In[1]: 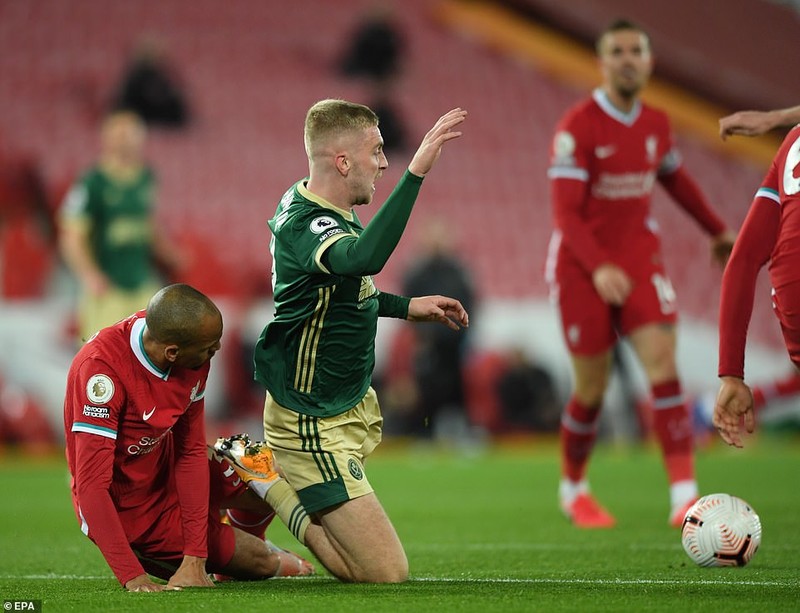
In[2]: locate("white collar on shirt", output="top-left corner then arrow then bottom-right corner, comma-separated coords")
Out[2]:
130,317 -> 170,380
593,88 -> 642,127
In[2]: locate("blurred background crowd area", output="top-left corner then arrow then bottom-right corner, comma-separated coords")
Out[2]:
1,0 -> 798,451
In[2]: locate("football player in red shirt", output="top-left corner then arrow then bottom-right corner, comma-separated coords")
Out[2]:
64,284 -> 312,591
546,19 -> 735,528
716,105 -> 800,420
715,124 -> 800,447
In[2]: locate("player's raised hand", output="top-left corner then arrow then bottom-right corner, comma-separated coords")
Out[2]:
713,376 -> 756,448
408,108 -> 467,178
407,295 -> 469,331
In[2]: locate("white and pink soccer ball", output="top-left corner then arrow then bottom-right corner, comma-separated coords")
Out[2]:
681,493 -> 762,567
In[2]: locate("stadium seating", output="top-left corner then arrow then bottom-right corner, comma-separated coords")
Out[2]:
0,0 -> 777,342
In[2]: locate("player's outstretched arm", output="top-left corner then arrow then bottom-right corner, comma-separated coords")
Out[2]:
408,108 -> 467,177
719,106 -> 800,140
713,376 -> 756,448
407,295 -> 469,331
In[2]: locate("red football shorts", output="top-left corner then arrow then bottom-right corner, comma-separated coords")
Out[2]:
554,268 -> 678,355
131,454 -> 251,579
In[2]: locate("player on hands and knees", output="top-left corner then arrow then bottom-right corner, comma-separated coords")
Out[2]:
64,284 -> 313,591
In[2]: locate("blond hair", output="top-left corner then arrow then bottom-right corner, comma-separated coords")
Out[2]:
304,99 -> 378,158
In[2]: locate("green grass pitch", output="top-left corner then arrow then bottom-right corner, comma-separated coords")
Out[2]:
1,434 -> 798,612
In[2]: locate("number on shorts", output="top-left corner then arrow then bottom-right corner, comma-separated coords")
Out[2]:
651,273 -> 676,315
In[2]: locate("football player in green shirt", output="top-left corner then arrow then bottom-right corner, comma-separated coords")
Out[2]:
254,99 -> 468,582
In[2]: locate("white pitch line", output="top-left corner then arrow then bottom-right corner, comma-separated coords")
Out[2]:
0,575 -> 111,580
2,575 -> 797,588
411,543 -> 681,551
410,542 -> 797,552
413,577 -> 799,587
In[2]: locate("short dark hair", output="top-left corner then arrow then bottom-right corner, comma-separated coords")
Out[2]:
145,284 -> 220,345
596,19 -> 650,55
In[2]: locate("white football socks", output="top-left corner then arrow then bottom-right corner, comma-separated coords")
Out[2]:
559,479 -> 589,506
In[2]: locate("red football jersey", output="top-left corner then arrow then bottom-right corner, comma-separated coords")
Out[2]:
765,126 -> 800,290
719,125 -> 800,376
546,89 -> 724,281
64,311 -> 211,585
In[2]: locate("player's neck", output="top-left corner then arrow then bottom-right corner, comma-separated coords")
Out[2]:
141,327 -> 171,372
100,155 -> 143,182
602,87 -> 638,115
306,178 -> 354,214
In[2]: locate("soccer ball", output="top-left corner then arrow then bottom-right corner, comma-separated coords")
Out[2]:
681,493 -> 762,567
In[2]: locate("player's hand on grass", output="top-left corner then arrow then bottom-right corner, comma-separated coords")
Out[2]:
166,555 -> 215,589
408,108 -> 467,178
592,263 -> 632,306
713,376 -> 756,448
125,574 -> 179,592
407,295 -> 469,331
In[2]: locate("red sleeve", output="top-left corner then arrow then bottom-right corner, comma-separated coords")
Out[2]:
70,358 -> 147,587
718,191 -> 780,377
658,166 -> 727,236
171,397 -> 209,558
548,110 -> 611,273
551,178 -> 611,272
74,433 -> 146,586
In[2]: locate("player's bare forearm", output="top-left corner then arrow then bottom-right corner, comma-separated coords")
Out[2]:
407,295 -> 469,331
719,106 -> 800,140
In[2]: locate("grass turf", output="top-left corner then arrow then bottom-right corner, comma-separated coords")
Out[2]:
0,434 -> 798,612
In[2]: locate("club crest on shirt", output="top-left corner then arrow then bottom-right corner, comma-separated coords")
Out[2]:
554,131 -> 575,156
309,216 -> 339,234
645,135 -> 658,164
86,374 -> 114,404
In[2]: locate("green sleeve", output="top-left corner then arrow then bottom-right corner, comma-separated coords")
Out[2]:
324,170 -> 423,276
377,291 -> 410,319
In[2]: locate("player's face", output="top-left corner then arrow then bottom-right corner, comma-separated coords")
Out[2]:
348,126 -> 388,206
102,114 -> 146,161
175,313 -> 223,370
598,29 -> 652,99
